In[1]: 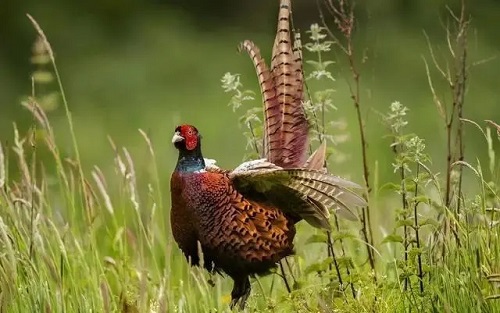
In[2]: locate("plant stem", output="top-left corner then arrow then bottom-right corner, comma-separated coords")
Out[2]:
414,164 -> 424,293
393,141 -> 409,291
279,261 -> 292,293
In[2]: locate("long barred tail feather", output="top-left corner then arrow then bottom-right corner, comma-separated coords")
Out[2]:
271,0 -> 308,168
240,0 -> 308,169
304,141 -> 327,171
239,41 -> 283,164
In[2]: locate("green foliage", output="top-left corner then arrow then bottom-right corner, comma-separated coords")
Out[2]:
221,72 -> 262,161
304,24 -> 336,82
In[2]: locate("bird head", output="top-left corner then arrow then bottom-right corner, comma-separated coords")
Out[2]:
172,124 -> 201,152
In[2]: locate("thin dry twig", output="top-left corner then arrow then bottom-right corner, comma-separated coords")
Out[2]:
320,0 -> 376,278
424,0 -> 469,257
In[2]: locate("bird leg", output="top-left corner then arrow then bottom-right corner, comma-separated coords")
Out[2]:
229,275 -> 251,310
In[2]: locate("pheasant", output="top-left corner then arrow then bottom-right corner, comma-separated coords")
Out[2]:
170,0 -> 365,309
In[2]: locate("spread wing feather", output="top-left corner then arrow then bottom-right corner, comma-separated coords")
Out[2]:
229,163 -> 365,228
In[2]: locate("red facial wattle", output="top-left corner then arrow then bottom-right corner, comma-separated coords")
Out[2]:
180,125 -> 198,151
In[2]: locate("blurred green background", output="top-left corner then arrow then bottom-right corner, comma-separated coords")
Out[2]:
1,0 -> 499,189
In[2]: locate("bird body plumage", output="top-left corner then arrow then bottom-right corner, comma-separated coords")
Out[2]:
171,153 -> 297,307
171,169 -> 295,273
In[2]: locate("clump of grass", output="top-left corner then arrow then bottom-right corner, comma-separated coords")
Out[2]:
0,15 -> 230,313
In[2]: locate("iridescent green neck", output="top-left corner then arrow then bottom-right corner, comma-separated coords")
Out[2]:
176,152 -> 205,173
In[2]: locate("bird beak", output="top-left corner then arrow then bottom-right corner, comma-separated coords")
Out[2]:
171,131 -> 184,143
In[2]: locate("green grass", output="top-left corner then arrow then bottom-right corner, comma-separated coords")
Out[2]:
1,5 -> 500,313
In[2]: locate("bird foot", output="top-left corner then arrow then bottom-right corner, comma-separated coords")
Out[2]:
229,276 -> 251,310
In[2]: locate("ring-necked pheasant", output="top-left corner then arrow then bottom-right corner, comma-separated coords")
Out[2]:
170,0 -> 365,309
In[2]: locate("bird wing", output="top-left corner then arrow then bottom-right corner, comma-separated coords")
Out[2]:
227,160 -> 365,228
